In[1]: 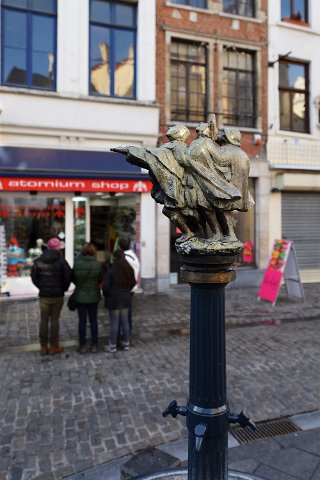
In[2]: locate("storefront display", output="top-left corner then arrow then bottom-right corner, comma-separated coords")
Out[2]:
0,197 -> 65,277
0,225 -> 8,295
90,203 -> 137,264
0,145 -> 152,296
73,198 -> 87,257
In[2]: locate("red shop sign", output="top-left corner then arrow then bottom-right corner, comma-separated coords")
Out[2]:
0,177 -> 152,193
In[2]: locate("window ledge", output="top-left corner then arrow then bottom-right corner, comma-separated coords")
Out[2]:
0,86 -> 158,107
276,129 -> 312,139
168,121 -> 262,134
277,20 -> 316,33
225,126 -> 262,134
281,18 -> 309,27
165,2 -> 263,22
0,85 -> 57,97
218,12 -> 262,23
166,1 -> 209,13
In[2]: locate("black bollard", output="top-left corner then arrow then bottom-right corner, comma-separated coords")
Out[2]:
163,256 -> 255,480
187,281 -> 229,479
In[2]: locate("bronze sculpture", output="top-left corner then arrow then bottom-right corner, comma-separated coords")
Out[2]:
112,116 -> 257,480
112,114 -> 254,256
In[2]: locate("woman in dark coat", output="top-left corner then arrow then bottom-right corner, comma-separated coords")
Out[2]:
103,250 -> 136,353
72,243 -> 103,353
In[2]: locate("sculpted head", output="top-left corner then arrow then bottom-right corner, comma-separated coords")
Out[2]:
224,127 -> 241,146
166,125 -> 190,143
196,123 -> 211,138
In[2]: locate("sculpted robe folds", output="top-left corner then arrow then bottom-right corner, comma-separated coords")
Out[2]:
111,118 -> 254,254
125,143 -> 241,214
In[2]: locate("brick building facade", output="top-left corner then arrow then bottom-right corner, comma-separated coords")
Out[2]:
155,0 -> 270,279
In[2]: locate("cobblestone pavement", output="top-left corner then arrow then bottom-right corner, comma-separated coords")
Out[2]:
0,284 -> 319,479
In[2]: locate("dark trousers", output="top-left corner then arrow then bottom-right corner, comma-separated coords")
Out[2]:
128,293 -> 134,332
109,308 -> 129,346
77,303 -> 98,346
117,294 -> 134,343
39,296 -> 64,347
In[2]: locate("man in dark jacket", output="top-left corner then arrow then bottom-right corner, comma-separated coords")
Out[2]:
31,237 -> 72,355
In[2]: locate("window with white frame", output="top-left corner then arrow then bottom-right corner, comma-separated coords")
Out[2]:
1,0 -> 57,90
170,39 -> 207,123
89,0 -> 137,98
281,0 -> 308,23
222,47 -> 256,127
279,60 -> 309,133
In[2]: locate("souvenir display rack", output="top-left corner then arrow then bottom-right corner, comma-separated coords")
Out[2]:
0,225 -> 10,296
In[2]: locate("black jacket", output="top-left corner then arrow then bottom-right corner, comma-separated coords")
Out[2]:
31,249 -> 72,297
102,263 -> 136,310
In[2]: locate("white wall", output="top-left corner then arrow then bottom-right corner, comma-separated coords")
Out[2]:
268,1 -> 320,138
140,193 -> 156,283
137,0 -> 156,102
57,0 -> 156,102
0,0 -> 160,293
0,91 -> 159,149
0,0 -> 159,150
57,0 -> 89,96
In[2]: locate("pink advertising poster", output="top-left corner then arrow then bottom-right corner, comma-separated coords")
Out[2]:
258,239 -> 292,305
258,267 -> 283,304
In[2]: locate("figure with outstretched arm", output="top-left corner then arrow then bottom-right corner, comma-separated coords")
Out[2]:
111,114 -> 254,255
111,127 -> 202,242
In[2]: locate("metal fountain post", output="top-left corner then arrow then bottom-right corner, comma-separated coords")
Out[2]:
112,115 -> 256,480
162,255 -> 256,480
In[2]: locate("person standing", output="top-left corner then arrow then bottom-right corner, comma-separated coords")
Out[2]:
118,238 -> 140,332
103,250 -> 136,353
72,242 -> 103,353
31,237 -> 72,356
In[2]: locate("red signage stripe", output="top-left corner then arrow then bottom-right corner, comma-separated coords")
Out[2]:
0,178 -> 152,193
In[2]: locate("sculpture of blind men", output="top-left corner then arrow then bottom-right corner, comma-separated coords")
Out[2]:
112,114 -> 254,256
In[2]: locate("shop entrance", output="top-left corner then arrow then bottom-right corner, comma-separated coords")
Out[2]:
89,193 -> 139,267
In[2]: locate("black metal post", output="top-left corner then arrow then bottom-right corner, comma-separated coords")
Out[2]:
162,255 -> 256,480
187,281 -> 229,479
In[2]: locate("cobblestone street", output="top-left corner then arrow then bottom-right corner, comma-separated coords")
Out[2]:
0,284 -> 319,479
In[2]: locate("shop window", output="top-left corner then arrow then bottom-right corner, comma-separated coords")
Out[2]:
222,46 -> 256,128
234,178 -> 255,267
170,39 -> 207,123
89,0 -> 137,98
223,0 -> 255,18
171,0 -> 207,8
279,60 -> 309,133
73,198 -> 87,258
90,204 -> 137,265
1,0 -> 57,90
0,197 -> 65,278
281,0 -> 308,24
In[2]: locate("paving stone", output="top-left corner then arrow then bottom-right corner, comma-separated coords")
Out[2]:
259,447 -> 319,480
311,464 -> 320,480
229,458 -> 260,473
121,447 -> 181,479
254,464 -> 302,480
0,286 -> 319,479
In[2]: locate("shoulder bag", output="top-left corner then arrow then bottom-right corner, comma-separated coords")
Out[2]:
67,263 -> 94,311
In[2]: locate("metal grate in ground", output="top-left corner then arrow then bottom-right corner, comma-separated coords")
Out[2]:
231,418 -> 302,444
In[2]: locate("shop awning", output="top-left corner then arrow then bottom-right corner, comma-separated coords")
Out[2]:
0,146 -> 145,179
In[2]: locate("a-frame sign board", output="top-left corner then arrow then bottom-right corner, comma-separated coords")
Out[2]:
258,239 -> 305,306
